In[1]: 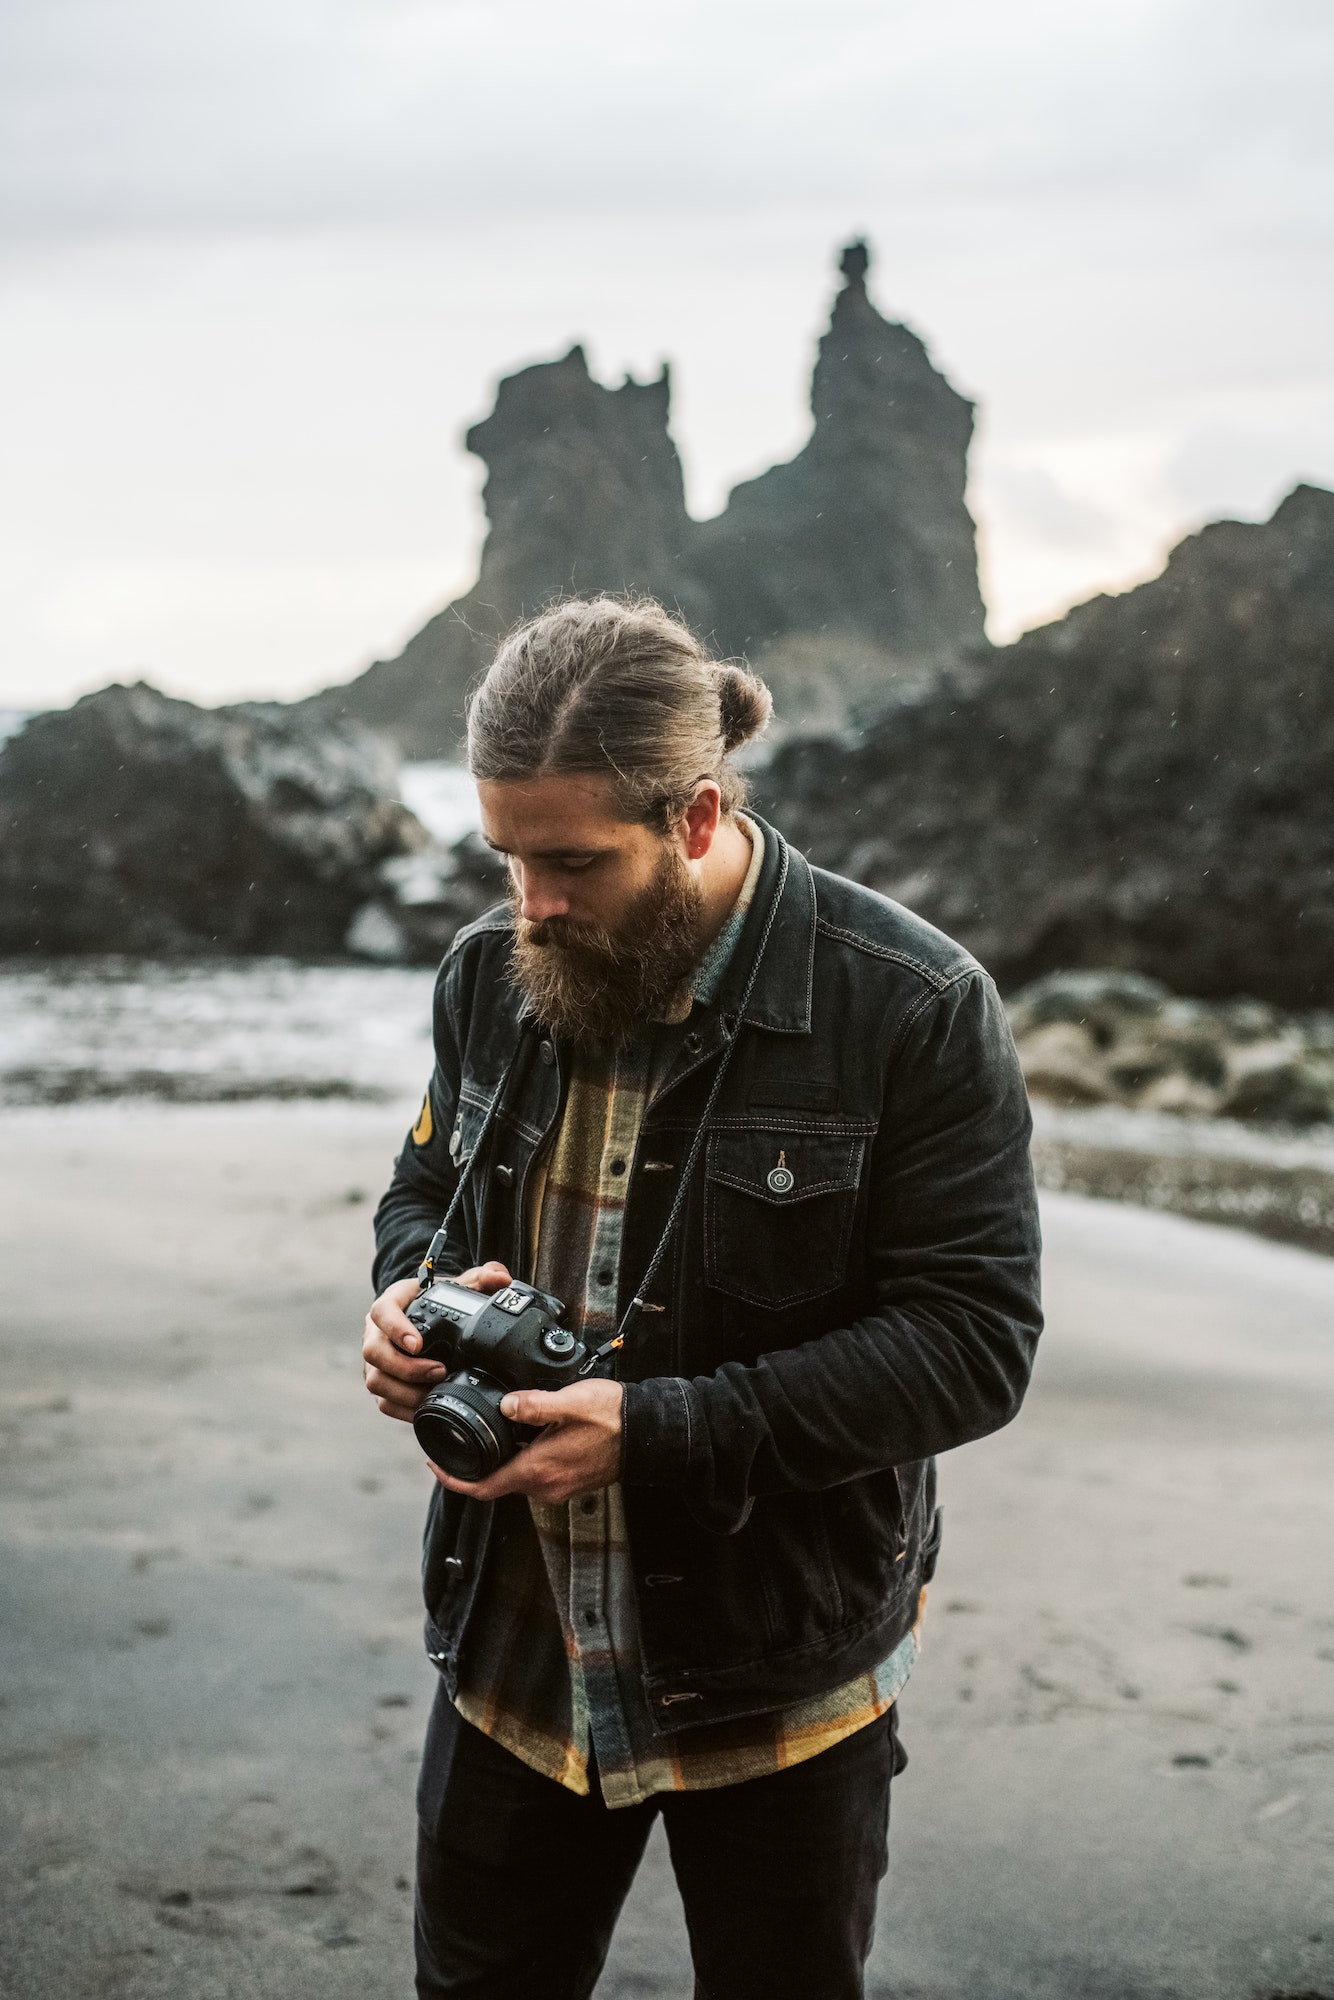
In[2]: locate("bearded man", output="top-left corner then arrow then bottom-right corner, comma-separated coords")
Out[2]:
362,597 -> 1043,2000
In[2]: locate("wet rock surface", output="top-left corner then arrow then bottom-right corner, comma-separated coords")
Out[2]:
762,481 -> 1334,1008
1008,970 -> 1334,1125
347,830 -> 506,966
0,683 -> 428,957
1028,1102 -> 1334,1259
310,242 -> 984,752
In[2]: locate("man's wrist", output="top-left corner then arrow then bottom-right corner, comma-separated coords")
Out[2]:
619,1375 -> 693,1488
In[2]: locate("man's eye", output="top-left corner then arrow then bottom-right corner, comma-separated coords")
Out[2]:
553,855 -> 597,873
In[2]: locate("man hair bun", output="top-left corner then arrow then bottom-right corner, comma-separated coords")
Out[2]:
714,663 -> 774,753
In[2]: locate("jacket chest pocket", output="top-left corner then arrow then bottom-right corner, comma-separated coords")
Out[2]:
704,1125 -> 866,1309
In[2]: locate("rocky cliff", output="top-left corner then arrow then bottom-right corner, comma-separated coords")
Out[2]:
310,243 -> 985,753
0,684 -> 427,955
759,483 -> 1334,1009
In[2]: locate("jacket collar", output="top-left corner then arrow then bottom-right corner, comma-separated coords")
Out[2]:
708,816 -> 814,1036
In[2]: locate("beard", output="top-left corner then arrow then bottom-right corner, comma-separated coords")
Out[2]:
508,845 -> 706,1049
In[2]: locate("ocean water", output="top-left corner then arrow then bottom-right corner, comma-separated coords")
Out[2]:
0,959 -> 437,1107
0,763 -> 482,1109
398,761 -> 480,846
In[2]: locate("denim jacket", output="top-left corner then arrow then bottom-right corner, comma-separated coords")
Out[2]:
373,817 -> 1043,1734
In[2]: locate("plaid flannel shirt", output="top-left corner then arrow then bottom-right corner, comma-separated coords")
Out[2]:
452,820 -> 921,1807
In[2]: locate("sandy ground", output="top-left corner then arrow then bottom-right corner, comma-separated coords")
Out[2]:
1,1102 -> 1331,2000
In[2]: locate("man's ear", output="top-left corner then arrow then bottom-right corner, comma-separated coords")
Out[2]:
681,783 -> 723,861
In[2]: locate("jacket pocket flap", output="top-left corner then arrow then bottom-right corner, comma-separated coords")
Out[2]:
706,1129 -> 864,1206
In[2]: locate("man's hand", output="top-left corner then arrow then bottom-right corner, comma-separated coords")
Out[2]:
362,1260 -> 512,1422
427,1378 -> 625,1505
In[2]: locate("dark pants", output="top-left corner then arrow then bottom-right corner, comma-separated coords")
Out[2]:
415,1686 -> 906,2000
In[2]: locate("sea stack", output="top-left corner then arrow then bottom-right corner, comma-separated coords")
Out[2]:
307,242 -> 987,752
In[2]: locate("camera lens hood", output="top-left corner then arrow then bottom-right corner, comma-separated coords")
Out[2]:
413,1372 -> 515,1483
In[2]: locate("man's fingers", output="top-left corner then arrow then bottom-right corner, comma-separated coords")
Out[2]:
427,1453 -> 563,1503
363,1361 -> 428,1408
363,1318 -> 445,1383
427,1458 -> 522,1501
453,1261 -> 512,1294
371,1277 -> 423,1352
374,1395 -> 418,1424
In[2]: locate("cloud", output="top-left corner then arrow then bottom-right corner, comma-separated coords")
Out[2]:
1,0 -> 1330,240
0,0 -> 1331,703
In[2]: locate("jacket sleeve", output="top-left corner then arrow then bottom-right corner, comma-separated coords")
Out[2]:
371,956 -> 468,1293
620,969 -> 1043,1532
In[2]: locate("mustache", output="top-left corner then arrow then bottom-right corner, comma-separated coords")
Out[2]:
521,910 -> 658,964
505,852 -> 705,1047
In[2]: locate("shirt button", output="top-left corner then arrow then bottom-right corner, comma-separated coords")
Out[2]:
582,1608 -> 598,1627
609,1157 -> 626,1176
597,1267 -> 614,1287
580,1496 -> 599,1515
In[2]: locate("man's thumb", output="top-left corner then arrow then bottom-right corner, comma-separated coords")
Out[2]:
501,1389 -> 562,1425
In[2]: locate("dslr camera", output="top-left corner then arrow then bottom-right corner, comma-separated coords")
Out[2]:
406,1278 -> 590,1482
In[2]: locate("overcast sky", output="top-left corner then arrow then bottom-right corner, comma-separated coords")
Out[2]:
2,0 -> 1332,710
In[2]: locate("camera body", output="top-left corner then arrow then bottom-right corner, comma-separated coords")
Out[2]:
406,1277 -> 589,1483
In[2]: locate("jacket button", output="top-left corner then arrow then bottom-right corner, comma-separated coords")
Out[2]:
684,1032 -> 702,1055
539,1040 -> 555,1065
443,1556 -> 466,1587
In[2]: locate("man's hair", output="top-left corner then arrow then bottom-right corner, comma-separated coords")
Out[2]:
465,597 -> 773,829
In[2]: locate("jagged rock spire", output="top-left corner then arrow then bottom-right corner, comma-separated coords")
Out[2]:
309,241 -> 987,750
839,239 -> 870,286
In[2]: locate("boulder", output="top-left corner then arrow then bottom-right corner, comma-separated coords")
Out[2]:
308,242 -> 986,752
761,483 -> 1334,1009
346,830 -> 508,965
1005,971 -> 1334,1126
0,683 -> 427,955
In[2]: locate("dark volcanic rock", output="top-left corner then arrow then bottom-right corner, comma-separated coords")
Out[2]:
690,242 -> 985,677
347,829 -> 508,966
759,483 -> 1334,1009
1006,970 -> 1334,1123
0,683 -> 426,955
311,243 -> 984,753
315,348 -> 702,754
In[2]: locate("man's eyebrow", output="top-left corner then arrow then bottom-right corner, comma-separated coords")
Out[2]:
482,837 -> 611,859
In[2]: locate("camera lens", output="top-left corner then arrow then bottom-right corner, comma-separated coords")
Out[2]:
413,1373 -> 514,1483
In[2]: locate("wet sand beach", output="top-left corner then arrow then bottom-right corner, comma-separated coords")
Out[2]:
2,1101 -> 1332,1999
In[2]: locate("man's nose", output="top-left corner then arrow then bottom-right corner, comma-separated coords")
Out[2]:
512,865 -> 569,924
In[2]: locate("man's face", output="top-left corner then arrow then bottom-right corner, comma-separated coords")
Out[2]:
477,773 -> 706,1047
478,772 -> 675,932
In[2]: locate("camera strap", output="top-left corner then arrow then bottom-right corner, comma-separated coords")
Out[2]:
415,841 -> 788,1373
414,1026 -> 535,1289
